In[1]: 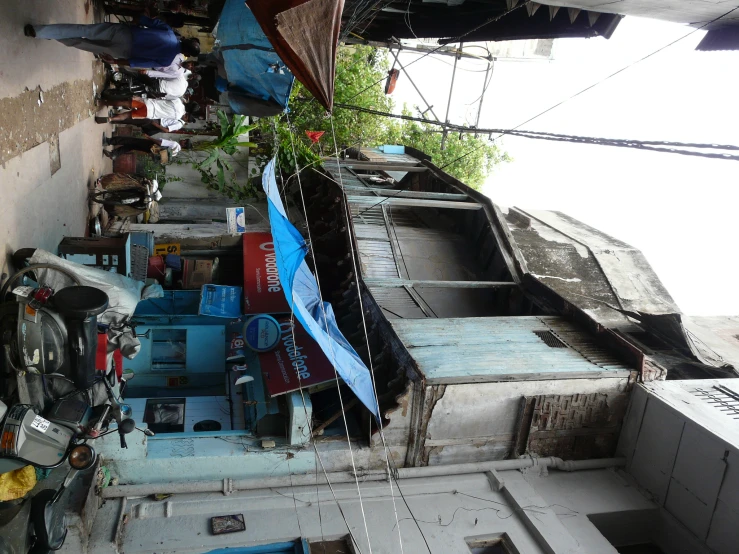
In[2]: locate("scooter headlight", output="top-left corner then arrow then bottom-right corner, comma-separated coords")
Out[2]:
68,444 -> 96,470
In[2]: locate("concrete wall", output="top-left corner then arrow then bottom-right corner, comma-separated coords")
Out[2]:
83,468 -> 655,554
618,379 -> 739,554
422,377 -> 630,466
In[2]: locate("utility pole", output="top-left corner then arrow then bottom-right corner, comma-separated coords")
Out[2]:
388,48 -> 440,122
441,43 -> 461,150
474,58 -> 494,135
343,37 -> 492,62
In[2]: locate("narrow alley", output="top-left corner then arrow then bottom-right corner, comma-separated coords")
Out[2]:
0,0 -> 112,279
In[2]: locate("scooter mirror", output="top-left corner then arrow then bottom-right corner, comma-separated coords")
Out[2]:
119,418 -> 136,435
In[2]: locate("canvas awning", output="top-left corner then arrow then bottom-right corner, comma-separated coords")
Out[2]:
246,0 -> 344,111
215,0 -> 295,114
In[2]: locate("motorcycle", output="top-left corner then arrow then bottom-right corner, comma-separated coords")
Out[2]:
91,175 -> 162,221
0,267 -> 148,553
0,428 -> 96,554
102,64 -> 164,101
0,377 -> 141,554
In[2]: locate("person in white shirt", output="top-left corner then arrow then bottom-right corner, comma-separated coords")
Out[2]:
142,96 -> 185,120
157,73 -> 189,99
102,135 -> 187,160
94,109 -> 197,134
157,73 -> 201,100
158,117 -> 186,132
98,97 -> 197,123
143,54 -> 196,79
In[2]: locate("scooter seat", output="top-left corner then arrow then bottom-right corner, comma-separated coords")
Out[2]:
53,287 -> 109,320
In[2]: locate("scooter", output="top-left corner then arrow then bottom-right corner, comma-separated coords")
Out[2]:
0,275 -> 147,552
0,276 -> 146,452
0,440 -> 96,554
92,176 -> 162,221
0,369 -> 144,554
0,382 -> 139,554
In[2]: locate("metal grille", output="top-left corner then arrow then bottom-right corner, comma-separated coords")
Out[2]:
130,244 -> 148,282
693,386 -> 739,419
534,330 -> 567,348
351,205 -> 384,225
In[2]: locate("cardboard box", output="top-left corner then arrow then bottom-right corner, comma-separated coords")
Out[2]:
182,259 -> 213,289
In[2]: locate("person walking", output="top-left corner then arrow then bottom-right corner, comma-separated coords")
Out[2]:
24,16 -> 200,68
102,135 -> 188,161
95,97 -> 199,125
106,112 -> 195,135
145,55 -> 197,79
156,73 -> 200,100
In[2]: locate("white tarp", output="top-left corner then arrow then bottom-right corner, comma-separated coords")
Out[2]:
29,249 -> 162,358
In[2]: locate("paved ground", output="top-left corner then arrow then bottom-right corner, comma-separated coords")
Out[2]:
0,0 -> 114,279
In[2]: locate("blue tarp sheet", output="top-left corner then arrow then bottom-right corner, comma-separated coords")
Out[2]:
261,158 -> 380,418
215,0 -> 294,112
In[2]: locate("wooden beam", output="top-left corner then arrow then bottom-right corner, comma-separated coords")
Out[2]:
381,205 -> 407,279
348,195 -> 481,210
327,160 -> 428,172
324,158 -> 419,167
364,278 -> 517,288
339,185 -> 469,201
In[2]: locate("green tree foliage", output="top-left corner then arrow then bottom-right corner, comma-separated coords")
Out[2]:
257,45 -> 508,189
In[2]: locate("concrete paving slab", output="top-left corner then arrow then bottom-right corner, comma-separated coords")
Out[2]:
0,117 -> 112,278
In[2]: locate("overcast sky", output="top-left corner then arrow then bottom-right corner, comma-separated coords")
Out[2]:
390,16 -> 739,317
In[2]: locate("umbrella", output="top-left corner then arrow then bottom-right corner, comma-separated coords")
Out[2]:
246,0 -> 344,111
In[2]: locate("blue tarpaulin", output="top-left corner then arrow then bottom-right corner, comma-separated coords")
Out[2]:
261,158 -> 380,418
215,0 -> 294,113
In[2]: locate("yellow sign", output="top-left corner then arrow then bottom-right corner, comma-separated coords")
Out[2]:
154,243 -> 181,256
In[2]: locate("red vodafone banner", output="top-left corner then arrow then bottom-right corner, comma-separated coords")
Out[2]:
259,318 -> 337,397
243,232 -> 291,314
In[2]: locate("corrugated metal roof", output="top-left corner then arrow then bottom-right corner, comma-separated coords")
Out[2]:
368,287 -> 427,319
390,316 -> 633,383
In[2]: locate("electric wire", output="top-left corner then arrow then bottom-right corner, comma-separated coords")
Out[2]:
329,116 -> 409,554
343,1 -> 530,104
265,153 -> 367,554
438,3 -> 739,170
332,102 -> 739,162
286,455 -> 305,538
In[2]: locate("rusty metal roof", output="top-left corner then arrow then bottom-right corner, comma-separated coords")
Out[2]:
390,315 -> 633,383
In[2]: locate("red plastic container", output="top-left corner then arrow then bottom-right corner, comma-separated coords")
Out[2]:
147,255 -> 165,279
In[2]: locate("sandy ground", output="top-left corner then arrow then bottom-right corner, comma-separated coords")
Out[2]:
0,0 -> 114,279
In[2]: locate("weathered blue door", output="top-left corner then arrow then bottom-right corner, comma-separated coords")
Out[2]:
126,325 -> 226,374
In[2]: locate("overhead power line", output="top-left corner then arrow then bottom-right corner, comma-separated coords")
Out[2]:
436,3 -> 739,169
343,1 -> 530,104
333,102 -> 739,161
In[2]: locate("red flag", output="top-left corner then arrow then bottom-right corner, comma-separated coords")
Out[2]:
305,131 -> 325,144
